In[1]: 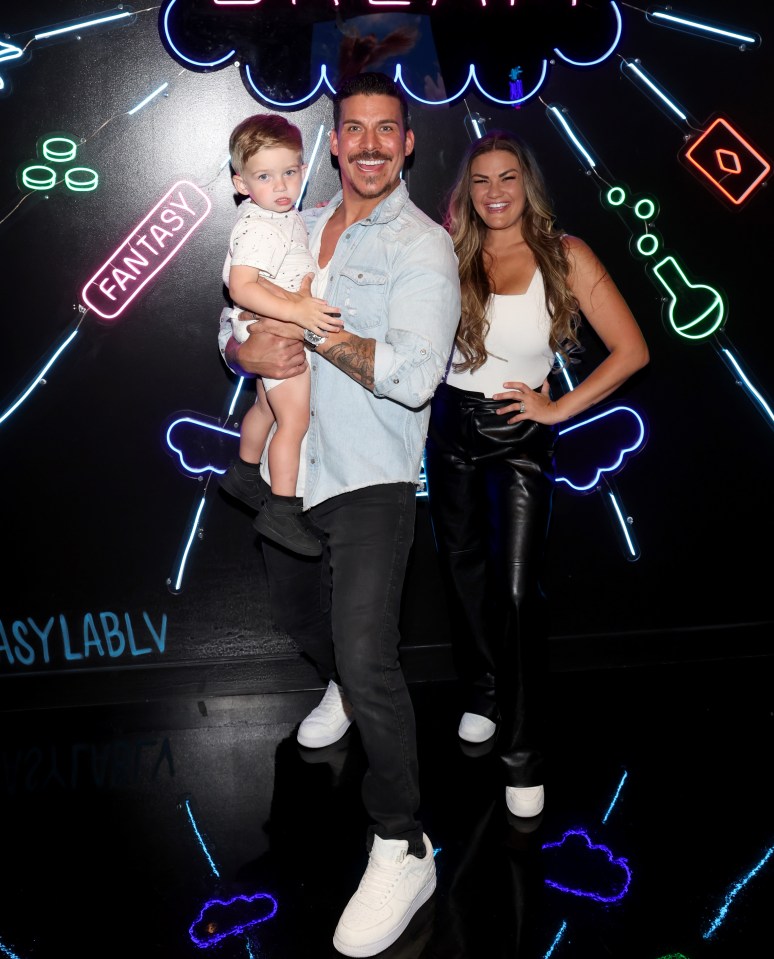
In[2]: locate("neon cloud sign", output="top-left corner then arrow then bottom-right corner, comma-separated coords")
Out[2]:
81,180 -> 211,320
159,0 -> 622,107
542,828 -> 632,903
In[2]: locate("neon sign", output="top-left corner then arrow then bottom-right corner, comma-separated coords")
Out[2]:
81,180 -> 211,320
680,116 -> 771,208
159,0 -> 622,106
18,134 -> 100,194
542,828 -> 632,903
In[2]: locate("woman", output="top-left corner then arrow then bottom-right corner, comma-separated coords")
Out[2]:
425,130 -> 649,818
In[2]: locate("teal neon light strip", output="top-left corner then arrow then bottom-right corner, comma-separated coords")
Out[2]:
0,940 -> 23,959
718,345 -> 774,427
621,60 -> 688,122
703,843 -> 774,938
602,770 -> 628,823
606,489 -> 638,559
0,328 -> 80,427
648,10 -> 758,45
299,123 -> 326,207
542,920 -> 567,958
183,796 -> 221,879
128,82 -> 169,115
34,11 -> 133,41
173,495 -> 207,593
226,378 -> 244,419
546,105 -> 597,170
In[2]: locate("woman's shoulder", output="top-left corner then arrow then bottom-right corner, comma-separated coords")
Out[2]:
561,234 -> 601,269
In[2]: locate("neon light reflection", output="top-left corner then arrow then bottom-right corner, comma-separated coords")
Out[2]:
188,891 -> 278,949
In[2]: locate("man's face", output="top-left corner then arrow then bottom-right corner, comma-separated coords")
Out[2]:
330,93 -> 414,202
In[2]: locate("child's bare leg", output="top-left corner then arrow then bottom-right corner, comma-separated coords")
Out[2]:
240,379 -> 275,464
265,367 -> 311,496
254,366 -> 320,556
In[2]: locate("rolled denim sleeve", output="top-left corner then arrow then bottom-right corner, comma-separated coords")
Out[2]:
371,229 -> 460,408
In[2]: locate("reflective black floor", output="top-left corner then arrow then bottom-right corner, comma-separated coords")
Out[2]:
2,652 -> 773,959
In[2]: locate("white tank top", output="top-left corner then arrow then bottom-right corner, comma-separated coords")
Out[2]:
445,268 -> 555,398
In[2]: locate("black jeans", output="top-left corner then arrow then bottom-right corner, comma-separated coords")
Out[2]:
261,481 -> 423,848
424,382 -> 555,788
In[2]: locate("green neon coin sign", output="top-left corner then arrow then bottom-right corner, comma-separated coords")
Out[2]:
41,136 -> 78,163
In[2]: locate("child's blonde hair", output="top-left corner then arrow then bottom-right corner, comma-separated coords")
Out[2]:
229,114 -> 303,175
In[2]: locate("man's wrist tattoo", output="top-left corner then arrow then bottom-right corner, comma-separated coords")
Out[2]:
325,341 -> 375,389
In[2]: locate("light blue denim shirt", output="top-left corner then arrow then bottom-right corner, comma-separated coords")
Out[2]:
301,182 -> 460,508
218,181 -> 460,509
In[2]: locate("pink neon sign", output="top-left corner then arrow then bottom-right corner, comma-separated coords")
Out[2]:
81,180 -> 211,320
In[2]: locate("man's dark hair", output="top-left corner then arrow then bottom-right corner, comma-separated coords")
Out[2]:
332,72 -> 410,131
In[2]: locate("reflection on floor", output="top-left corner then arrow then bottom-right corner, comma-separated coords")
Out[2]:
2,653 -> 773,959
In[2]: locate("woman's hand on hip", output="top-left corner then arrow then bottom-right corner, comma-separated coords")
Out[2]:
492,380 -> 561,425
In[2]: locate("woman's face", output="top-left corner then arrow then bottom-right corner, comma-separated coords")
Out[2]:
468,149 -> 527,234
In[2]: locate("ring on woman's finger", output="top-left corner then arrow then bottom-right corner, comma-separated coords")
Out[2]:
519,401 -> 526,414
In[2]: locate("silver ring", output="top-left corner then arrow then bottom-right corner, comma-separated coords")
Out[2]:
519,401 -> 526,414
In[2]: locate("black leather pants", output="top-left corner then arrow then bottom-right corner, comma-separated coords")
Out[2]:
424,382 -> 555,787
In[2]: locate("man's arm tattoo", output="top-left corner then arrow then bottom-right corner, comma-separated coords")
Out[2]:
324,338 -> 376,390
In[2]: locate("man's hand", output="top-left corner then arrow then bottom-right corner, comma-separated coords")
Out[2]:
225,319 -> 307,380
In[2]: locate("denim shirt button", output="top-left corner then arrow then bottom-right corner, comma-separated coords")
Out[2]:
392,377 -> 399,384
310,458 -> 316,464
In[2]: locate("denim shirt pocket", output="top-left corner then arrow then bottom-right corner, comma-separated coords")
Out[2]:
337,265 -> 388,331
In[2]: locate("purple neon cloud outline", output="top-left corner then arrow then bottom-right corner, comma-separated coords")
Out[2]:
542,828 -> 632,903
188,890 -> 278,948
554,405 -> 646,492
166,415 -> 239,476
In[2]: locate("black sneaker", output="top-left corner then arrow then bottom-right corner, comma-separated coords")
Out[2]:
218,462 -> 266,512
253,495 -> 322,557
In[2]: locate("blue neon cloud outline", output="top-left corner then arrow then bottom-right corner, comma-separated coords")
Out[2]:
162,0 -> 236,68
542,828 -> 632,903
160,0 -> 622,107
553,1 -> 622,67
188,890 -> 278,948
554,405 -> 646,492
166,415 -> 239,476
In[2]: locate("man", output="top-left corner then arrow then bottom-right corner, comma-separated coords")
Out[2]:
220,72 -> 460,957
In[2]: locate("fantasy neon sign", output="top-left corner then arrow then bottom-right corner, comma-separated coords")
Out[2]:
81,180 -> 211,320
159,0 -> 622,106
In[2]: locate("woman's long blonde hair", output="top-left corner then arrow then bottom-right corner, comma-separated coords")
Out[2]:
444,130 -> 581,372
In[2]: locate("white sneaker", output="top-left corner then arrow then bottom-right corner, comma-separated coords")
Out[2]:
333,834 -> 436,957
297,681 -> 354,748
458,712 -> 497,743
505,785 -> 545,818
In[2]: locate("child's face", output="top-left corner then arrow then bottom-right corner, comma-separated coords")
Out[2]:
232,146 -> 306,213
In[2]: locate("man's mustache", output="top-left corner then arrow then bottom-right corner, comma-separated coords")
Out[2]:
348,151 -> 392,163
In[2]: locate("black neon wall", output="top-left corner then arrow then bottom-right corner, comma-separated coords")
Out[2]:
1,0 -> 772,694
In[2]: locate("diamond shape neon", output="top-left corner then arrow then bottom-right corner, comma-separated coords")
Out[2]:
716,149 -> 742,175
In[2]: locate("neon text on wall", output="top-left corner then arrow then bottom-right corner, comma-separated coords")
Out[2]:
81,180 -> 211,320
